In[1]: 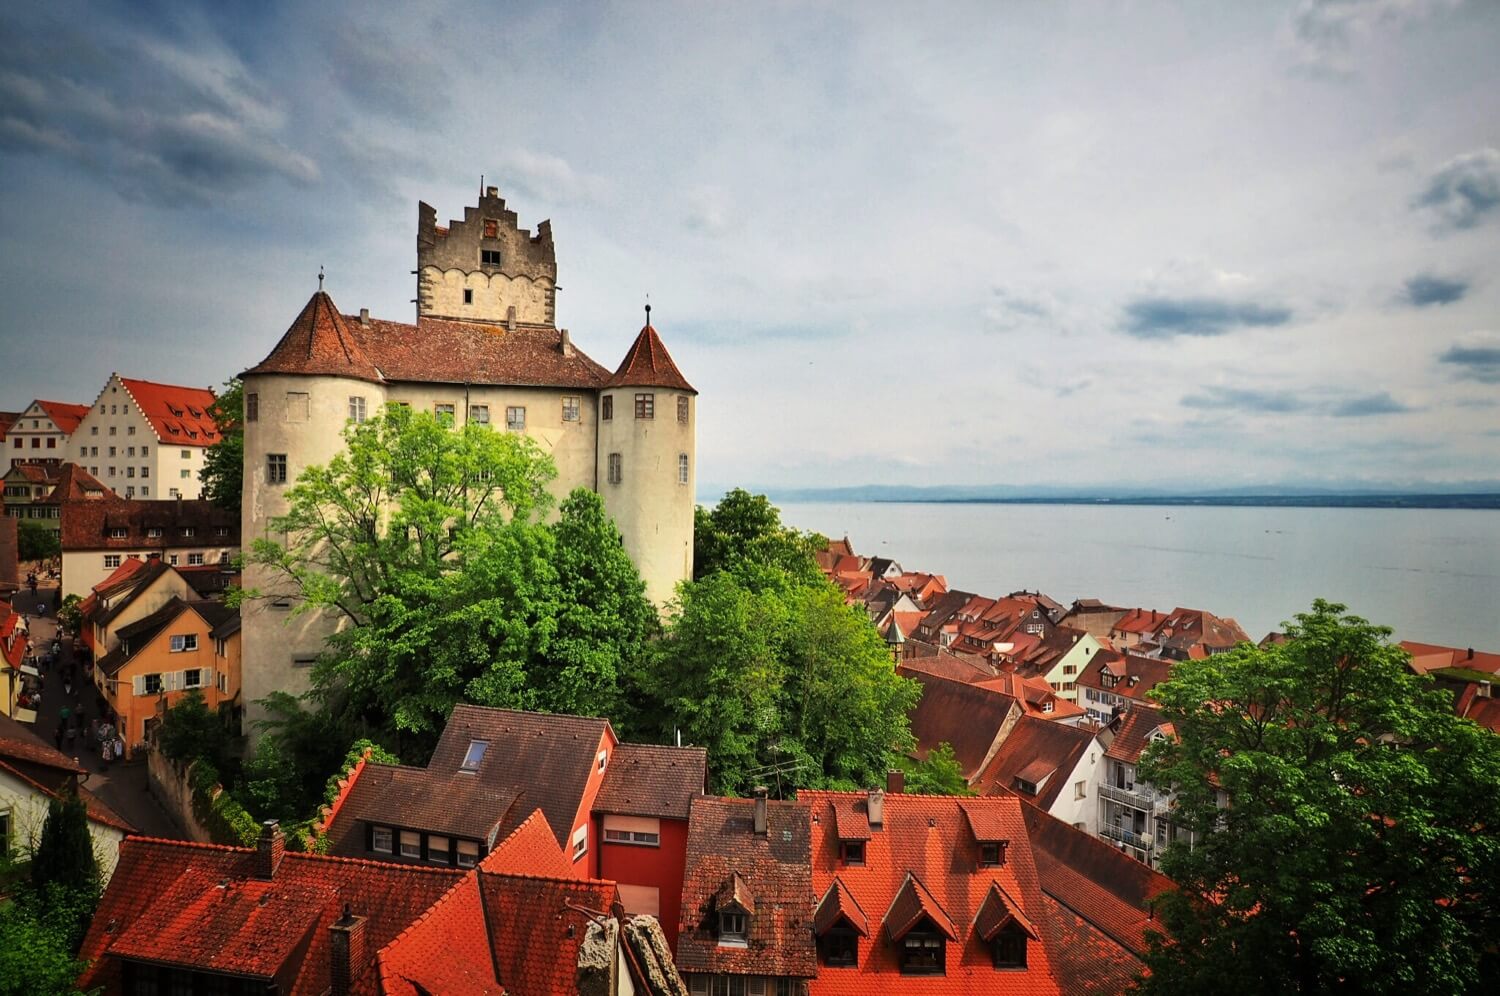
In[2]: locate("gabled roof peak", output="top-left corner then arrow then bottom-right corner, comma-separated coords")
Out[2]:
607,323 -> 696,393
246,290 -> 384,384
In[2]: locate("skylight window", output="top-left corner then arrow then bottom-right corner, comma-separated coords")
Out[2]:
461,740 -> 488,771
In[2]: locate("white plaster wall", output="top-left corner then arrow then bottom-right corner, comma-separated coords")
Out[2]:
61,547 -> 234,601
0,768 -> 126,885
1045,739 -> 1104,834
1045,633 -> 1103,704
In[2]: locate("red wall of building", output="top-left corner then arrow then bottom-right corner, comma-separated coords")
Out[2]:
597,816 -> 690,951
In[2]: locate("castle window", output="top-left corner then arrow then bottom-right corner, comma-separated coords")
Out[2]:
469,404 -> 490,425
463,288 -> 473,305
286,392 -> 309,423
602,396 -> 613,421
480,249 -> 502,266
349,396 -> 367,422
483,218 -> 499,239
608,453 -> 622,485
267,454 -> 287,484
434,404 -> 455,422
679,453 -> 689,485
562,396 -> 580,422
678,396 -> 689,423
506,407 -> 526,431
635,393 -> 654,419
246,393 -> 258,422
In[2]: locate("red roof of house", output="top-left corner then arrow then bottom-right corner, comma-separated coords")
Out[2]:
972,715 -> 1099,810
900,666 -> 1021,779
1400,641 -> 1500,676
606,324 -> 696,393
477,808 -> 573,877
60,498 -> 239,552
78,836 -> 464,995
118,378 -> 220,447
36,400 -> 90,435
1104,704 -> 1171,764
43,462 -> 114,502
802,791 -> 1061,995
592,742 -> 707,821
245,292 -> 384,384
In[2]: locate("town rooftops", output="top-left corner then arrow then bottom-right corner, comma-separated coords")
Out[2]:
606,322 -> 697,393
677,794 -> 817,980
44,463 -> 113,502
116,378 -> 220,447
0,713 -> 133,834
1104,704 -> 1172,765
972,715 -> 1099,809
246,290 -> 613,390
60,497 -> 240,552
593,741 -> 707,821
901,666 -> 1021,780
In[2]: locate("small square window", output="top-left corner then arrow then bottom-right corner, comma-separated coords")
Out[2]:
184,669 -> 201,688
267,454 -> 288,484
634,393 -> 654,419
602,395 -> 613,421
505,406 -> 526,431
463,288 -> 474,305
372,826 -> 393,854
840,840 -> 865,866
562,396 -> 580,422
180,468 -> 190,478
103,555 -> 121,569
400,831 -> 421,859
127,425 -> 136,435
480,249 -> 502,266
434,403 -> 455,422
469,404 -> 490,425
457,840 -> 480,867
144,674 -> 162,695
979,841 -> 1007,867
168,554 -> 179,566
719,910 -> 748,943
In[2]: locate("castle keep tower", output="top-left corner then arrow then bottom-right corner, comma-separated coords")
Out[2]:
598,307 -> 697,607
417,187 -> 557,325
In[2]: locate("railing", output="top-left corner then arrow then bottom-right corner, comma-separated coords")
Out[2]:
1099,783 -> 1157,811
1100,822 -> 1153,850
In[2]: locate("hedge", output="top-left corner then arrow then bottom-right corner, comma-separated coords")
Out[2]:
188,760 -> 259,848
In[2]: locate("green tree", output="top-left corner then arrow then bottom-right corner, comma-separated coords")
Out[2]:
29,790 -> 100,952
199,379 -> 243,514
156,689 -> 234,774
1137,600 -> 1500,996
693,488 -> 824,584
900,742 -> 972,796
17,520 -> 60,561
56,595 -> 83,638
0,891 -> 96,996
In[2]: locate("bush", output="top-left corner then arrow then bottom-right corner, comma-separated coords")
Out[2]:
157,691 -> 235,776
188,760 -> 258,847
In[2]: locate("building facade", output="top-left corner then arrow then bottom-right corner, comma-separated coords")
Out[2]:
240,187 -> 696,731
6,400 -> 89,468
70,375 -> 220,500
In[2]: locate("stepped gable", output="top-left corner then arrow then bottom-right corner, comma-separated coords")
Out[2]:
246,291 -> 385,384
118,378 -> 220,446
351,312 -> 609,389
607,323 -> 696,393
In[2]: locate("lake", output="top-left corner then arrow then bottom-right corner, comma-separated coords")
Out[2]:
775,502 -> 1500,650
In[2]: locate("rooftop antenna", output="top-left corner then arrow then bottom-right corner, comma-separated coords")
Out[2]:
318,265 -> 325,292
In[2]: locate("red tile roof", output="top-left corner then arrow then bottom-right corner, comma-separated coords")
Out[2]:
677,795 -> 817,979
0,713 -> 133,833
813,877 -> 869,937
118,378 -> 221,447
60,498 -> 239,552
1103,704 -> 1171,765
606,324 -> 696,393
1400,640 -> 1500,676
43,463 -> 113,502
36,400 -> 90,435
478,808 -> 573,878
973,881 -> 1037,943
78,836 -> 463,995
900,666 -> 1021,779
972,716 -> 1098,811
245,292 -> 613,390
593,742 -> 707,821
802,791 -> 1061,995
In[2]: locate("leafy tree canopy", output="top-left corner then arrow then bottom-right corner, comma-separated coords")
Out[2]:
693,488 -> 825,587
900,742 -> 973,796
1137,599 -> 1500,996
199,379 -> 243,515
17,519 -> 60,562
156,689 -> 235,775
0,887 -> 97,996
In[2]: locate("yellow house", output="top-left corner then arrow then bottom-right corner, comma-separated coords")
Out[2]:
95,597 -> 240,757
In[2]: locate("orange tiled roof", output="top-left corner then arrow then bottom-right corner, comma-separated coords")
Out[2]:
593,741 -> 707,821
36,400 -> 91,435
606,323 -> 696,393
477,808 -> 573,877
118,378 -> 220,447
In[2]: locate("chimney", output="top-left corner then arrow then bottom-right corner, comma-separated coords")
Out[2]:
1467,648 -> 1475,660
255,819 -> 285,879
560,328 -> 574,357
752,786 -> 768,835
485,185 -> 499,198
886,769 -> 905,795
328,904 -> 367,996
359,308 -> 370,327
867,787 -> 885,829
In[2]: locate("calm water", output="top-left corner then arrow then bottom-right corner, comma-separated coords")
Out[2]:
777,502 -> 1500,650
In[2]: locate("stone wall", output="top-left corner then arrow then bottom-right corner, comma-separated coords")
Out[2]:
146,748 -> 213,843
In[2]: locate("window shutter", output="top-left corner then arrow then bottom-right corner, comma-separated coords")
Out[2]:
132,675 -> 145,696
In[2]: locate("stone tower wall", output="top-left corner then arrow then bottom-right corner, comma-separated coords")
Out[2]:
417,188 -> 557,325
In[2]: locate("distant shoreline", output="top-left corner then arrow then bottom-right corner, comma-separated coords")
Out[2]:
766,494 -> 1500,510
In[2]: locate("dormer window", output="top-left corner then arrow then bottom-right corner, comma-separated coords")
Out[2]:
992,924 -> 1029,969
979,841 -> 1007,867
839,840 -> 865,866
820,927 -> 858,967
719,908 -> 748,945
461,740 -> 488,771
900,924 -> 945,975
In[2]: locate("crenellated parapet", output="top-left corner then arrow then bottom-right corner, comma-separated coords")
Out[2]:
417,187 -> 557,325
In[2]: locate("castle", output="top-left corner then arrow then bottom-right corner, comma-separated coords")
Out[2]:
239,187 -> 696,729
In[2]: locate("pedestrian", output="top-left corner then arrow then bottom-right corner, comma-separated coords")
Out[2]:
101,739 -> 112,768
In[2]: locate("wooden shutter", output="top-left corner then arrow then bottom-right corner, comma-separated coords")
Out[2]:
132,675 -> 145,696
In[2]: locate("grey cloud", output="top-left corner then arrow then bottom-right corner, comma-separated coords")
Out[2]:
0,14 -> 317,205
1401,273 -> 1468,307
497,149 -> 612,207
1414,148 -> 1500,232
984,289 -> 1052,333
1182,387 -> 1415,417
1290,0 -> 1461,73
1122,297 -> 1294,338
329,23 -> 450,124
1439,334 -> 1500,383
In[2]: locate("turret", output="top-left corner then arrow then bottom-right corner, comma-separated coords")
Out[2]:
416,187 -> 558,326
597,306 -> 696,607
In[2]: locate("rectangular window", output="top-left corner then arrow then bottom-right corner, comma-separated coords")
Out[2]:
679,453 -> 690,485
461,740 -> 488,771
840,840 -> 866,866
348,396 -> 366,422
372,826 -> 393,854
456,840 -> 479,868
144,674 -> 162,695
103,555 -> 121,569
181,449 -> 191,459
400,831 -> 421,859
168,554 -> 179,566
562,396 -> 580,422
480,249 -> 502,266
602,395 -> 613,420
127,467 -> 134,478
182,526 -> 195,537
246,393 -> 258,422
1075,780 -> 1087,800
108,427 -> 116,436
463,288 -> 473,305
286,392 -> 309,422
900,932 -> 945,975
180,469 -> 190,478
634,393 -> 654,419
109,446 -> 116,457
720,911 -> 748,942
821,929 -> 859,967
427,835 -> 450,864
292,656 -> 318,668
603,828 -> 662,846
127,446 -> 135,457
505,406 -> 526,431
108,527 -> 128,538
979,842 -> 1006,867
482,218 -> 499,238
607,452 -> 622,485
678,395 -> 689,423
183,669 -> 201,688
46,437 -> 55,449
139,466 -> 149,478
188,553 -> 204,566
127,425 -> 136,435
434,403 -> 455,422
469,404 -> 490,425
267,454 -> 287,484
142,445 -> 149,456
91,426 -> 98,436
125,486 -> 135,498
170,634 -> 199,653
572,825 -> 588,860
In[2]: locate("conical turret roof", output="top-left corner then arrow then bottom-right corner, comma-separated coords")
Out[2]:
245,291 -> 384,384
607,324 -> 695,394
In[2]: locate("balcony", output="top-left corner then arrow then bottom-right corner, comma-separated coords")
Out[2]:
1100,783 -> 1156,811
1100,822 -> 1153,850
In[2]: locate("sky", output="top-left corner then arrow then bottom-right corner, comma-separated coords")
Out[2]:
1,0 -> 1497,494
